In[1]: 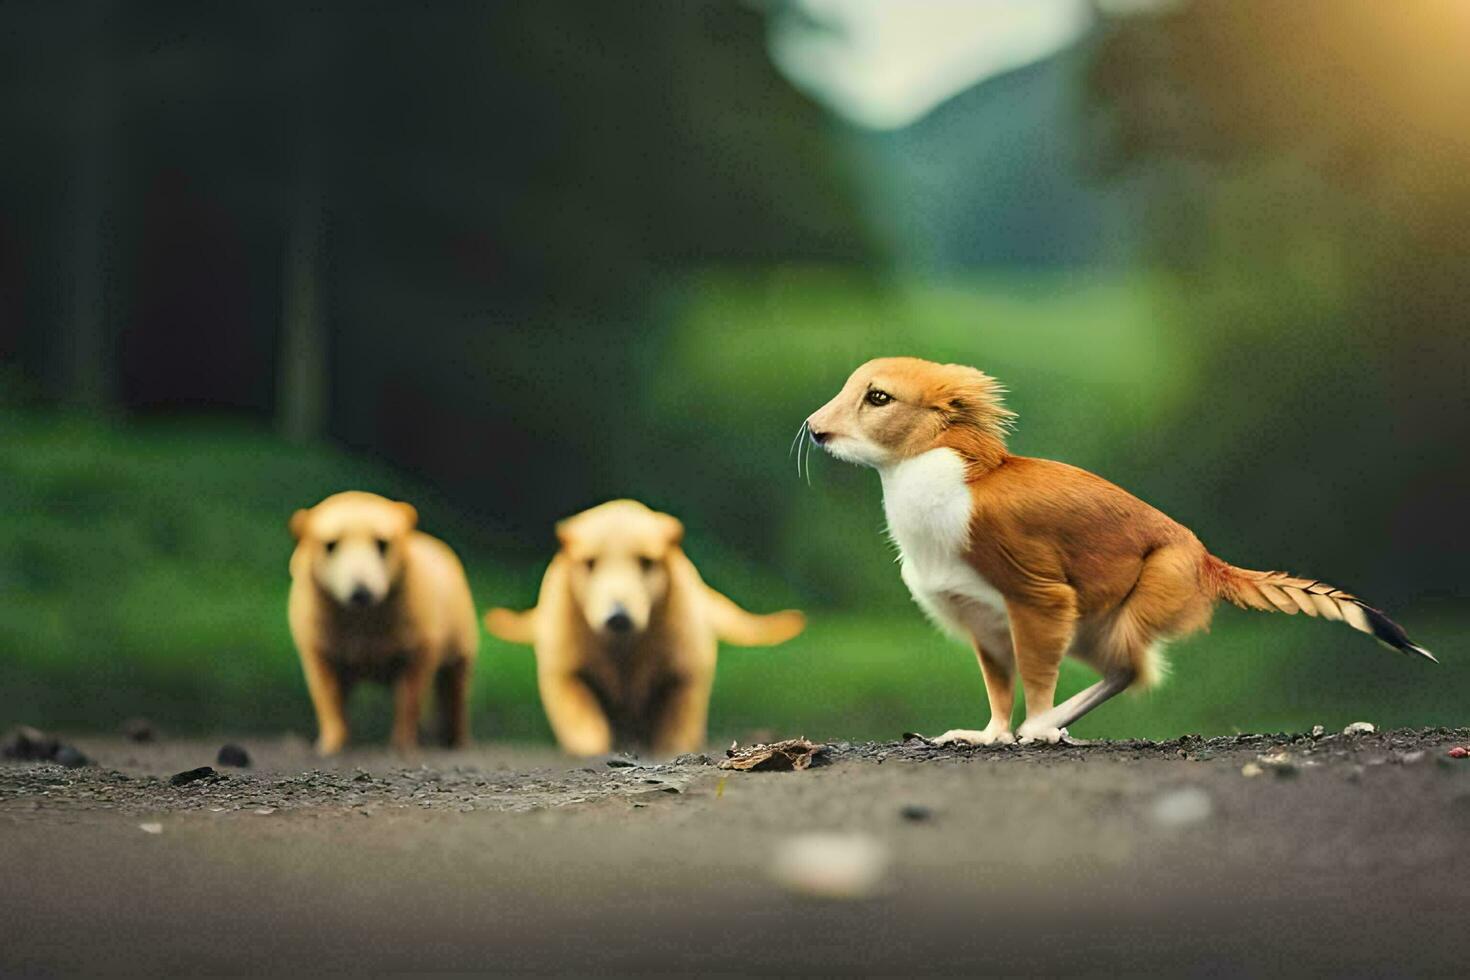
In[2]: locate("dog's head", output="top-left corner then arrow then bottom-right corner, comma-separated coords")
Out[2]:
556,499 -> 684,640
290,491 -> 418,609
805,357 -> 1015,469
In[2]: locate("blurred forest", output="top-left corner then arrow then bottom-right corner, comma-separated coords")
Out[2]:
1,1 -> 1466,743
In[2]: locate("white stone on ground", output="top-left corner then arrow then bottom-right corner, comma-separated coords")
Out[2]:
769,832 -> 890,900
1149,786 -> 1214,828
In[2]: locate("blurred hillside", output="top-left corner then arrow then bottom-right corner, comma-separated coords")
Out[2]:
0,1 -> 1465,739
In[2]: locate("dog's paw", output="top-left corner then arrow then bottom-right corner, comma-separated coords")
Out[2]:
1016,724 -> 1068,745
927,727 -> 1015,748
315,732 -> 347,757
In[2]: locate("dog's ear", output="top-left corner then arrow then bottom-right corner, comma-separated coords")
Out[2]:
397,501 -> 418,531
289,509 -> 310,540
554,517 -> 573,551
659,513 -> 684,549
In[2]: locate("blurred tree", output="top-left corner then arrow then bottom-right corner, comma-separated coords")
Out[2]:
61,0 -> 118,411
1086,0 -> 1470,596
276,7 -> 329,444
0,0 -> 872,553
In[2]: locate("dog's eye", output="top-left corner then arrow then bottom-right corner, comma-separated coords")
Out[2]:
865,389 -> 893,407
375,538 -> 389,556
324,539 -> 338,554
584,558 -> 596,572
638,556 -> 654,573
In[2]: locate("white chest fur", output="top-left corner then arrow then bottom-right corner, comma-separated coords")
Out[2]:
879,448 -> 1010,646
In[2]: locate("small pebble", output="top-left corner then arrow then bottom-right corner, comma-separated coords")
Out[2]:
1257,755 -> 1300,778
1149,786 -> 1214,828
2,725 -> 59,761
899,804 -> 934,822
216,744 -> 251,768
138,822 -> 163,835
770,833 -> 890,900
1241,763 -> 1264,778
253,807 -> 275,815
1310,725 -> 1326,738
53,745 -> 89,768
170,766 -> 217,786
1343,722 -> 1376,736
121,718 -> 156,743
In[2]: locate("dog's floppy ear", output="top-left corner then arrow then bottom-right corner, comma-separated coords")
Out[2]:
289,509 -> 310,540
659,513 -> 684,548
397,501 -> 418,530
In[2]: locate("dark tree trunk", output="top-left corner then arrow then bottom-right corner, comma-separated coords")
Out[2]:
275,12 -> 328,444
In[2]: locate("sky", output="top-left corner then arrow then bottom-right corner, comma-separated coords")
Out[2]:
763,0 -> 1093,129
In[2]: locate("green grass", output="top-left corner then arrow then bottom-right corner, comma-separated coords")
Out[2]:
1,412 -> 1462,745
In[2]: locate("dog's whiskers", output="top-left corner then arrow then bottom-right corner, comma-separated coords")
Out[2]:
798,422 -> 807,483
789,420 -> 807,479
801,421 -> 814,486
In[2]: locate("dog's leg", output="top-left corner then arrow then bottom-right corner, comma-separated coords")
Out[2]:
929,640 -> 1015,747
651,677 -> 713,757
1022,669 -> 1134,734
435,659 -> 471,748
391,655 -> 434,754
539,671 -> 613,757
1009,591 -> 1079,745
301,650 -> 350,755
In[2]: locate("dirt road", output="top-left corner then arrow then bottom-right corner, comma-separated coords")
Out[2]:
4,728 -> 1470,975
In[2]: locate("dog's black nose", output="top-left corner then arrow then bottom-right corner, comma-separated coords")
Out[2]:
349,586 -> 374,608
605,609 -> 633,634
808,428 -> 830,445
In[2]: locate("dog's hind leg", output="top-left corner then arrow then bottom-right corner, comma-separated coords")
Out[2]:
391,655 -> 434,754
1023,543 -> 1203,737
1010,590 -> 1079,744
1019,668 -> 1134,735
434,658 -> 471,748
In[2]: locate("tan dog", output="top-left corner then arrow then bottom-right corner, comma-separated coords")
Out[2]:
806,357 -> 1433,745
288,491 -> 479,754
484,499 -> 805,757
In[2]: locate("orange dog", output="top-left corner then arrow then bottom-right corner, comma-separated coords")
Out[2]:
485,500 -> 805,757
806,357 -> 1433,745
288,492 -> 479,754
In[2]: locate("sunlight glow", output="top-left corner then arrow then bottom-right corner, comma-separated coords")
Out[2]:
764,0 -> 1093,130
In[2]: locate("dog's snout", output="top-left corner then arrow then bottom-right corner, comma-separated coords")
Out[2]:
808,427 -> 831,446
604,605 -> 633,634
349,586 -> 374,608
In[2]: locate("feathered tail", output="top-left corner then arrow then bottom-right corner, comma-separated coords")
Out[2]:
1205,557 -> 1436,662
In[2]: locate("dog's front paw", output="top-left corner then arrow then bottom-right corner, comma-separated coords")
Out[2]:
926,727 -> 1015,748
1016,724 -> 1067,745
316,730 -> 347,756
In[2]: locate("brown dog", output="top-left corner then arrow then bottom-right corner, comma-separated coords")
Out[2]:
484,499 -> 805,757
806,357 -> 1433,745
288,491 -> 479,754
